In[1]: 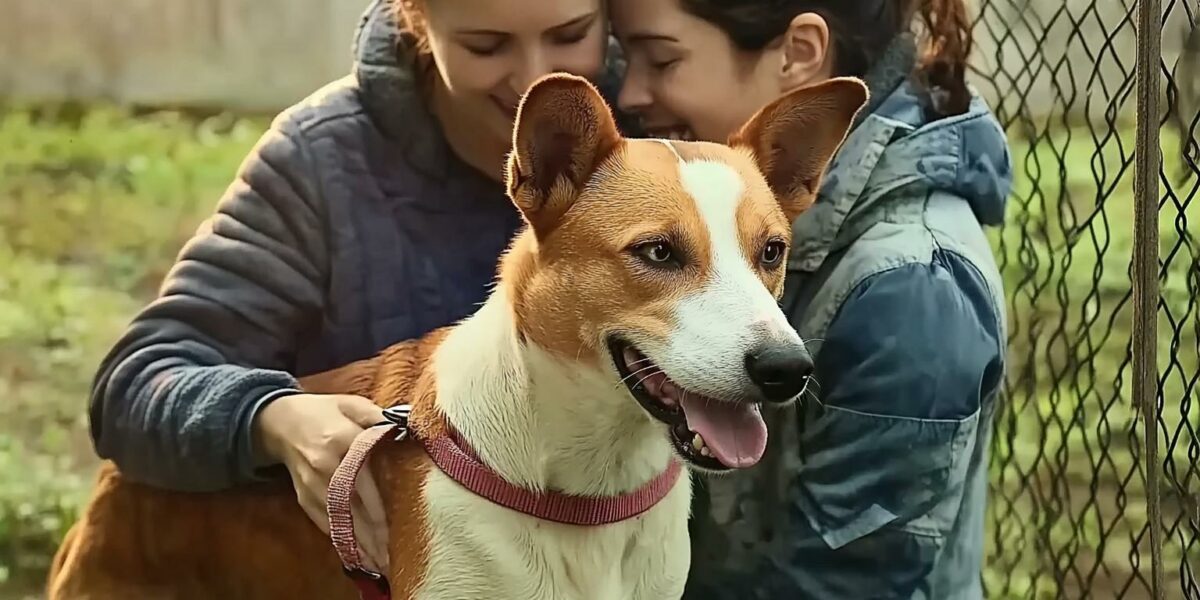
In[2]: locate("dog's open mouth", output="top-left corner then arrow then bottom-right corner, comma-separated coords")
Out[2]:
607,337 -> 768,471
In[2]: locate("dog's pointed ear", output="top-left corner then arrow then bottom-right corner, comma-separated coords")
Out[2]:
728,77 -> 869,223
505,73 -> 621,239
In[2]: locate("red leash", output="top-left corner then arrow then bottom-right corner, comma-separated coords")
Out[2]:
327,406 -> 410,600
326,404 -> 684,600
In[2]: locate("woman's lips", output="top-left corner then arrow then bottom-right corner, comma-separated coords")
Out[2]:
492,95 -> 518,119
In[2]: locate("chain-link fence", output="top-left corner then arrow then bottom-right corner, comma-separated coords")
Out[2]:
971,0 -> 1199,597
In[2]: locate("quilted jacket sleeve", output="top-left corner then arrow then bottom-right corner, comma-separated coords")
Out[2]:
88,121 -> 329,492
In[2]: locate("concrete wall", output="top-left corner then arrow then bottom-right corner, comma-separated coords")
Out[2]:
0,0 -> 1196,124
0,0 -> 367,113
969,0 -> 1197,128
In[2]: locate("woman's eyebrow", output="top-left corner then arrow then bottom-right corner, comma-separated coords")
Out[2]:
455,10 -> 599,36
624,33 -> 680,44
548,11 -> 599,34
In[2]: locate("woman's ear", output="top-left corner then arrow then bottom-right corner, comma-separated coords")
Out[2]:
778,12 -> 833,91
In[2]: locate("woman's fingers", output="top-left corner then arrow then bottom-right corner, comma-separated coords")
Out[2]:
338,395 -> 387,429
357,470 -> 391,572
298,483 -> 331,536
352,499 -> 384,572
273,395 -> 392,574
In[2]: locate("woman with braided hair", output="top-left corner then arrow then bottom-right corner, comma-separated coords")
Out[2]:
610,1 -> 1012,597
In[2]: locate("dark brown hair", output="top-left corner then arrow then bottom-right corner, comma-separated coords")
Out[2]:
680,0 -> 974,116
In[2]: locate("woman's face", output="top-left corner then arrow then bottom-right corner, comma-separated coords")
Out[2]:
423,0 -> 608,143
611,0 -> 831,143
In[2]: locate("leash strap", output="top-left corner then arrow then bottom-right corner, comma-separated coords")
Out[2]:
327,406 -> 411,600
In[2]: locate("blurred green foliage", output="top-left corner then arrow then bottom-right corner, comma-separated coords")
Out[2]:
982,124 -> 1199,598
0,104 -> 268,594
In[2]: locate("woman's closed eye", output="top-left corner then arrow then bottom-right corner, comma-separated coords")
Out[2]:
650,57 -> 680,72
459,35 -> 508,56
632,43 -> 684,74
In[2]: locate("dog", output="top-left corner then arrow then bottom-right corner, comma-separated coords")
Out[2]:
46,73 -> 867,600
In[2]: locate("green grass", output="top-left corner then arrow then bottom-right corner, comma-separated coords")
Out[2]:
0,104 -> 1196,598
0,104 -> 269,595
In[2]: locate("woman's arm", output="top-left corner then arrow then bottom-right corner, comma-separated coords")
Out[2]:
88,122 -> 331,492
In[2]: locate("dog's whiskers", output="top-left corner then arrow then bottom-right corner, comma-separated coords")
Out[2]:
618,364 -> 662,389
632,370 -> 666,391
801,378 -> 823,407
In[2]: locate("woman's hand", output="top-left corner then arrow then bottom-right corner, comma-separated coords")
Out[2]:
253,393 -> 389,572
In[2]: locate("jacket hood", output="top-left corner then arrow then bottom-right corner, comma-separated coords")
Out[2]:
857,83 -> 1014,227
789,35 -> 1013,272
349,0 -> 449,177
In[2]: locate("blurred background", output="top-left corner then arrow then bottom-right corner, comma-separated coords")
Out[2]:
0,0 -> 1197,598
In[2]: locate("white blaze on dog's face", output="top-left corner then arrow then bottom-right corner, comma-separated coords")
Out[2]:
503,74 -> 867,472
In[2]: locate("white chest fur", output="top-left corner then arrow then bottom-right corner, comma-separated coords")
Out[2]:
417,287 -> 694,599
417,470 -> 692,600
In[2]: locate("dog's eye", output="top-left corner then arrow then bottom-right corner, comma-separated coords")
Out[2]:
635,241 -> 676,266
761,241 -> 786,266
643,242 -> 673,262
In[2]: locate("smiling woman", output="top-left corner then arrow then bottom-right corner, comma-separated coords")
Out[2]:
78,0 -> 622,581
613,0 -> 972,142
395,0 -> 609,181
608,0 -> 1010,598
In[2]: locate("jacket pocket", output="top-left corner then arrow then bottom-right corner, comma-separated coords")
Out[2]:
793,401 -> 981,550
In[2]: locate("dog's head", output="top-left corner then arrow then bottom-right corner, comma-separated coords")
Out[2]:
502,73 -> 867,473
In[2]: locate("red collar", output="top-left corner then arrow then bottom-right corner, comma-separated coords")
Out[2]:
327,404 -> 685,599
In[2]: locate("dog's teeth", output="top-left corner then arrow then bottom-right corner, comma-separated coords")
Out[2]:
692,433 -> 706,451
700,447 -> 711,457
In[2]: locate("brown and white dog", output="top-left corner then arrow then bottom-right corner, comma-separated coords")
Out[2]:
46,73 -> 867,600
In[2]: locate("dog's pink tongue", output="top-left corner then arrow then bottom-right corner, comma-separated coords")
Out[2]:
679,395 -> 768,469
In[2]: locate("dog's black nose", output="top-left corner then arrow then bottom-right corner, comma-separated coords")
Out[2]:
744,343 -> 813,402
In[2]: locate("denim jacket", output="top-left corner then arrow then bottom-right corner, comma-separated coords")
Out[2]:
683,40 -> 1013,600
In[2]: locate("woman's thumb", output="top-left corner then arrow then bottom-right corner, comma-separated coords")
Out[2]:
337,395 -> 387,429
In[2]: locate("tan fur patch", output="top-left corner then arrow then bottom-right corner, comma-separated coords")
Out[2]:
506,135 -> 801,365
507,140 -> 738,362
727,77 -> 870,222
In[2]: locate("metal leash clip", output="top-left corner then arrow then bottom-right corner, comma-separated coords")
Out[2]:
379,404 -> 413,442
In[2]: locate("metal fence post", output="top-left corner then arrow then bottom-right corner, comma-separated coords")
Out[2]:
1134,0 -> 1165,597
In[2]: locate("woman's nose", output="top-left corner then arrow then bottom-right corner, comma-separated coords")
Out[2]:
511,50 -> 551,98
617,73 -> 652,114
